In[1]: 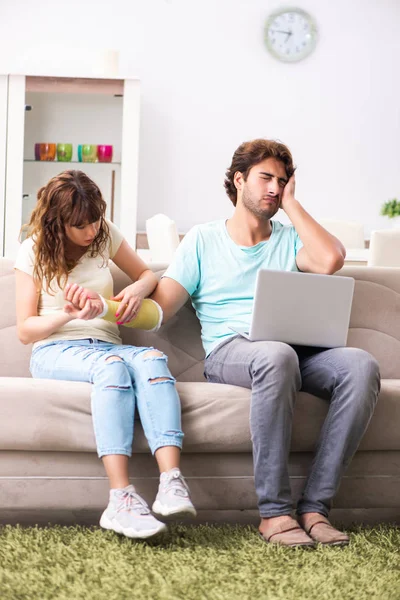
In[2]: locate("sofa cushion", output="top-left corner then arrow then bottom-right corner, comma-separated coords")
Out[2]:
0,377 -> 398,453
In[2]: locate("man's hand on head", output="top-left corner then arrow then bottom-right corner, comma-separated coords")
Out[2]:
280,173 -> 296,213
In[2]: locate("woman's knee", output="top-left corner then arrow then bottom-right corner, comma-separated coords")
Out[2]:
94,355 -> 132,390
137,349 -> 176,386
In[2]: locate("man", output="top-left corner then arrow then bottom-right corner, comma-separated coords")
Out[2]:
150,139 -> 380,547
66,139 -> 380,547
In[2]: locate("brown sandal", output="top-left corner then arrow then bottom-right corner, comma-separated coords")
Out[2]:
299,514 -> 349,546
259,517 -> 316,548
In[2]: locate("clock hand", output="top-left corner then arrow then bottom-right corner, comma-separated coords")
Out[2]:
270,29 -> 292,35
270,29 -> 293,43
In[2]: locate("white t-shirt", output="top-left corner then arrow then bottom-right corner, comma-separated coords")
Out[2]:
15,220 -> 124,349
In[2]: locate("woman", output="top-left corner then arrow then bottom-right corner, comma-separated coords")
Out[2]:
15,170 -> 195,539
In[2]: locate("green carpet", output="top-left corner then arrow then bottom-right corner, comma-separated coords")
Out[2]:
0,524 -> 399,600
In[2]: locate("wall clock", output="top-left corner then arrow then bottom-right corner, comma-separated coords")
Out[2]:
264,8 -> 318,63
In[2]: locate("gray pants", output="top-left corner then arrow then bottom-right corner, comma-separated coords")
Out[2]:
204,336 -> 380,518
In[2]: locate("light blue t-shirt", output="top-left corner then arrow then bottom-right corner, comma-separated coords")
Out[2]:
163,220 -> 303,357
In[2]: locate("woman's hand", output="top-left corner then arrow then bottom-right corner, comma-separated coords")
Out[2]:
112,282 -> 145,324
64,281 -> 148,325
63,298 -> 102,320
64,283 -> 104,317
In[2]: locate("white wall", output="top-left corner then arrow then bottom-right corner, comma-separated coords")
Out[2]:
1,0 -> 399,236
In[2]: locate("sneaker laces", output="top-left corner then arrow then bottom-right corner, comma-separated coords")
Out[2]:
115,489 -> 151,516
162,470 -> 190,498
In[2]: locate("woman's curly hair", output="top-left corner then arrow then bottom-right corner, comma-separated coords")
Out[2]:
22,170 -> 109,293
224,139 -> 295,206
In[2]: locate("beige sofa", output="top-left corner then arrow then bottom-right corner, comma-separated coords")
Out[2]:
1,258 -> 399,526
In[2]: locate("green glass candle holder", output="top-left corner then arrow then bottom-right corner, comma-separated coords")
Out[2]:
57,143 -> 73,162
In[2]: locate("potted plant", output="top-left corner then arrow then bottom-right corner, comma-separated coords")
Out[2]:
381,198 -> 400,226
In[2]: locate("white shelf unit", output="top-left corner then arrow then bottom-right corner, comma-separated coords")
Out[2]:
0,76 -> 7,255
0,74 -> 140,259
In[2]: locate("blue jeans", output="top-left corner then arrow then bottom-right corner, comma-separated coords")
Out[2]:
30,339 -> 184,458
204,336 -> 380,518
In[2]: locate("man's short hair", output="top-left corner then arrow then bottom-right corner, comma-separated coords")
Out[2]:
224,139 -> 295,206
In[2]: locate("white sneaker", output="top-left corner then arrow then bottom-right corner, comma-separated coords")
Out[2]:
152,468 -> 197,518
100,484 -> 167,539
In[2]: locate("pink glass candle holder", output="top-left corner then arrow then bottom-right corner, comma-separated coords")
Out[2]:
97,145 -> 113,163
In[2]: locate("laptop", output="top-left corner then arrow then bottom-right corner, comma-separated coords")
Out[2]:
230,269 -> 355,348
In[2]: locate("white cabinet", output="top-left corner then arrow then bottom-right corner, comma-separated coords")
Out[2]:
0,74 -> 140,258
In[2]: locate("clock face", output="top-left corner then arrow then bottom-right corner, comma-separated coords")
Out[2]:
264,8 -> 318,63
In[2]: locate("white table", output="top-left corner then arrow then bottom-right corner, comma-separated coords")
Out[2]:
344,248 -> 369,266
136,249 -> 152,262
136,248 -> 169,271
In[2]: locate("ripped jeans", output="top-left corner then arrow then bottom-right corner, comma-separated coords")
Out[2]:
30,339 -> 184,458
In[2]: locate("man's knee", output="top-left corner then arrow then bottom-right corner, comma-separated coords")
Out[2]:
339,348 -> 380,381
357,349 -> 380,379
334,348 -> 380,407
251,342 -> 301,389
252,341 -> 299,373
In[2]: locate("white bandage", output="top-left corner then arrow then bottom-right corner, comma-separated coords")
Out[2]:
147,299 -> 163,332
97,295 -> 109,318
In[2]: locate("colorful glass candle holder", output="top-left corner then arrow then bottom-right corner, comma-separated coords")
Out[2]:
81,144 -> 98,163
38,143 -> 56,161
34,143 -> 41,161
57,143 -> 73,162
97,145 -> 113,163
